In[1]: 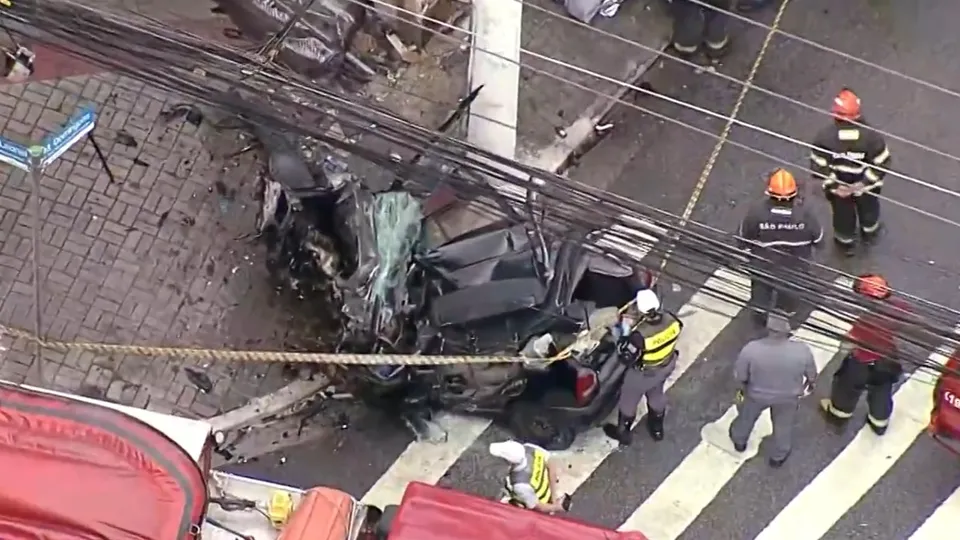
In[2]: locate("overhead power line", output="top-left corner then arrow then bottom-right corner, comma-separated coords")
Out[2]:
352,0 -> 960,207
511,0 -> 960,174
10,2 -> 960,375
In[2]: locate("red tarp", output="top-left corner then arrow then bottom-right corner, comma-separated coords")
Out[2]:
0,384 -> 207,540
389,482 -> 648,540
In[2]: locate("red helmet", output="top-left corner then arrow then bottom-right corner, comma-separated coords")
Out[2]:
854,274 -> 890,299
832,89 -> 862,121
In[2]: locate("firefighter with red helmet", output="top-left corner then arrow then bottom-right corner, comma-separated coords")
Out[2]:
738,169 -> 823,326
809,89 -> 892,255
820,274 -> 906,434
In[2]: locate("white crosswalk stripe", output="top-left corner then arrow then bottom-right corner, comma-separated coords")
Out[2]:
232,222 -> 960,539
618,308 -> 850,538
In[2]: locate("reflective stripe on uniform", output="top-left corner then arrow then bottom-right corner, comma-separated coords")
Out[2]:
867,413 -> 889,428
506,446 -> 551,505
860,220 -> 881,233
872,147 -> 891,165
642,320 -> 682,363
821,398 -> 854,419
810,153 -> 829,167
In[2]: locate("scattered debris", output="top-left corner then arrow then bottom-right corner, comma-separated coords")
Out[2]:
115,130 -> 138,148
184,366 -> 214,394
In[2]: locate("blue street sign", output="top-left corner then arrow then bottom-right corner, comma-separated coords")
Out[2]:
40,107 -> 96,168
0,135 -> 29,172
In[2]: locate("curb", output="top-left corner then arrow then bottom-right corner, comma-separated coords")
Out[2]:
518,42 -> 669,175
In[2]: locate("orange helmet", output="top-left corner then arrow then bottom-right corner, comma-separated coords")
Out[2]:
854,274 -> 891,299
765,168 -> 798,200
832,88 -> 862,121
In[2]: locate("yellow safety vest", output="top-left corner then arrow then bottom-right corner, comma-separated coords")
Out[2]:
639,316 -> 682,364
507,446 -> 552,506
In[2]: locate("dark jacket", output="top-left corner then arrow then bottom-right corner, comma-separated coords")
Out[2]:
809,119 -> 891,194
738,199 -> 824,261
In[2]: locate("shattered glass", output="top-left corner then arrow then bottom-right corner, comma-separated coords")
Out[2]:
337,189 -> 424,341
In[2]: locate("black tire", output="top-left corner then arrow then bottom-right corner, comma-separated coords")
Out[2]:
375,504 -> 399,539
507,402 -> 576,451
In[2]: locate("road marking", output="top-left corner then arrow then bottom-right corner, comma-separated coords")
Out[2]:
908,487 -> 960,539
553,268 -> 750,496
753,338 -> 958,540
362,218 -> 659,508
618,307 -> 850,538
360,413 -> 492,509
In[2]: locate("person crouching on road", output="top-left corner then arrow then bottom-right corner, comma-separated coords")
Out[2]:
738,168 -> 823,327
810,88 -> 891,255
603,289 -> 684,446
669,0 -> 733,61
489,441 -> 569,514
729,312 -> 817,468
820,274 -> 906,435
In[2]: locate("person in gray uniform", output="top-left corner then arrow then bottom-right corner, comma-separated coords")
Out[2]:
489,440 -> 569,514
603,289 -> 683,446
729,312 -> 818,467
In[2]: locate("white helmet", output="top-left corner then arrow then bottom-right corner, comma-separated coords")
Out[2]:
489,441 -> 526,465
634,289 -> 661,314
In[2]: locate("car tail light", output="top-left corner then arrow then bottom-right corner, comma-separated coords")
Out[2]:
575,368 -> 599,406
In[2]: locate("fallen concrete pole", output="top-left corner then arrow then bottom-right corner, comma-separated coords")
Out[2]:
207,376 -> 331,433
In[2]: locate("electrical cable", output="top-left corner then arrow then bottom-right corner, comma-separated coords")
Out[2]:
21,0 -> 960,208
30,1 -> 960,320
683,0 -> 960,103
11,3 -> 960,375
508,0 -> 960,175
336,1 -> 960,235
350,0 -> 960,205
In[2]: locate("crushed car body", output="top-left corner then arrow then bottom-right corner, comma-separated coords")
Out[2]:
247,116 -> 655,449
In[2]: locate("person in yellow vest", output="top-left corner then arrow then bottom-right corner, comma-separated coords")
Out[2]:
489,441 -> 570,514
602,289 -> 683,446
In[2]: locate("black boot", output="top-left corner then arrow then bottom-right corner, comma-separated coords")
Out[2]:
646,410 -> 665,441
867,417 -> 888,435
603,413 -> 634,446
704,37 -> 731,62
833,238 -> 856,257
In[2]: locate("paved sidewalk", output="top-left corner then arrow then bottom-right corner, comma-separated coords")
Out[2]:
431,0 -> 672,239
0,71 -> 307,417
517,0 -> 671,171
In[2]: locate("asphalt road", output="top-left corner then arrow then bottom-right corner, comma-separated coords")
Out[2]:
226,2 -> 960,539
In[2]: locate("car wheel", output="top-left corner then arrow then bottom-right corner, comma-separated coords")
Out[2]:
375,504 -> 399,539
507,403 -> 577,451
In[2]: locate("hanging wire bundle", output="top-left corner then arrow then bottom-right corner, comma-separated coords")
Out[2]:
4,0 -> 960,378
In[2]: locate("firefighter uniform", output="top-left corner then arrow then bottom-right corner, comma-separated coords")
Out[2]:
603,289 -> 683,446
670,0 -> 733,59
810,89 -> 891,253
821,275 -> 906,435
738,169 -> 823,326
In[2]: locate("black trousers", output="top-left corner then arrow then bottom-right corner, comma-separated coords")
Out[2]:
829,193 -> 881,245
671,0 -> 733,51
750,279 -> 799,324
828,354 -> 899,427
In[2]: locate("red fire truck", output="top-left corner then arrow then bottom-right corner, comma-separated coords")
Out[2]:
0,381 -> 647,540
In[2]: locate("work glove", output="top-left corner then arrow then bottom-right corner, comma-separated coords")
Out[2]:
735,389 -> 745,404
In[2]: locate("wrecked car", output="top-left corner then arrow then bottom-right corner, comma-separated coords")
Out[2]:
253,122 -> 423,346
249,118 -> 651,450
348,222 -> 650,449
